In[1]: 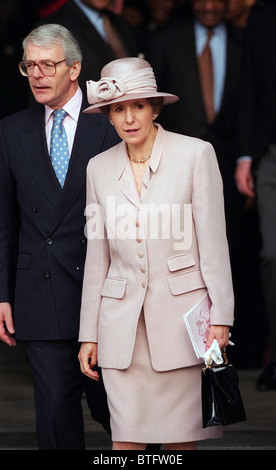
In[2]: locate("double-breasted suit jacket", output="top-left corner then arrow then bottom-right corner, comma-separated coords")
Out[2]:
0,98 -> 120,340
79,125 -> 234,371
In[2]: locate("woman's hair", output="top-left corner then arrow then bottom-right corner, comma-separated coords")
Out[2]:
100,97 -> 164,116
147,97 -> 164,115
22,24 -> 83,66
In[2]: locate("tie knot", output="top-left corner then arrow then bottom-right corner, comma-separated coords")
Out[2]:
53,109 -> 67,126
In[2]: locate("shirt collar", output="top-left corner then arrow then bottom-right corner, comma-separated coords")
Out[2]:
194,20 -> 226,54
45,86 -> 82,125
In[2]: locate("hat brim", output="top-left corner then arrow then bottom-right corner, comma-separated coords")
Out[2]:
83,91 -> 179,114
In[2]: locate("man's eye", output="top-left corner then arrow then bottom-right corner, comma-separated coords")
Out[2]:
42,62 -> 54,68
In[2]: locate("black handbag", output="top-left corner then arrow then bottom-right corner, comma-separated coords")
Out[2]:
201,353 -> 247,428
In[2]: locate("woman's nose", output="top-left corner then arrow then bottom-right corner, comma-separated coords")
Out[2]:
125,109 -> 134,123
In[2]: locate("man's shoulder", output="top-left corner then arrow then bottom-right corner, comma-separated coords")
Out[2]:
0,104 -> 43,132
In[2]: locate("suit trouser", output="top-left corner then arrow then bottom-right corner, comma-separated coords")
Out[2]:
255,145 -> 276,362
24,339 -> 110,450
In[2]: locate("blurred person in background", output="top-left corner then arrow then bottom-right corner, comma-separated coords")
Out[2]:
234,2 -> 276,389
40,0 -> 139,90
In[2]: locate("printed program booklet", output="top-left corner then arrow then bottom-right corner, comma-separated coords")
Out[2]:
183,292 -> 211,358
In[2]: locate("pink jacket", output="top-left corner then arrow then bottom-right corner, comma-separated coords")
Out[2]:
79,125 -> 234,371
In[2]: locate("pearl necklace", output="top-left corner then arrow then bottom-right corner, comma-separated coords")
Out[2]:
127,150 -> 151,164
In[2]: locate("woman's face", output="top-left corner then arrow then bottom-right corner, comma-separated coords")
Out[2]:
109,99 -> 156,151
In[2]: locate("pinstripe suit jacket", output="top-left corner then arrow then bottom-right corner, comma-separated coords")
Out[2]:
0,99 -> 120,340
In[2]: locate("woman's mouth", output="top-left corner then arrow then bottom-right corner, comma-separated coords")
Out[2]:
125,128 -> 139,134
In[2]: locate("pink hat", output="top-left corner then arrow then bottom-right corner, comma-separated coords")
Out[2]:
84,57 -> 179,113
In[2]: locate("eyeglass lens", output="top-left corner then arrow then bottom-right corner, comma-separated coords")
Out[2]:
19,60 -> 63,76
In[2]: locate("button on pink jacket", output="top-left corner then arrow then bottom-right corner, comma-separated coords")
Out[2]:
79,125 -> 234,371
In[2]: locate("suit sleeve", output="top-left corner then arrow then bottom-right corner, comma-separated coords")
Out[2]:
192,141 -> 234,326
0,123 -> 19,303
78,159 -> 110,342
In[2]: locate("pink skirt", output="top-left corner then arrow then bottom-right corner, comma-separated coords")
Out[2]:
102,311 -> 223,444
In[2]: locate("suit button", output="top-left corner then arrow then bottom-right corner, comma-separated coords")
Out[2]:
80,237 -> 86,244
44,272 -> 51,279
32,207 -> 38,213
47,238 -> 53,245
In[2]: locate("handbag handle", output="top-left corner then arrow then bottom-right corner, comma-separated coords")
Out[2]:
202,349 -> 228,374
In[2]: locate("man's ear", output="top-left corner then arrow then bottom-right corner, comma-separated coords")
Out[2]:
70,61 -> 81,82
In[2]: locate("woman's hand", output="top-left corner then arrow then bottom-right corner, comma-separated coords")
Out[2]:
78,342 -> 99,381
206,325 -> 230,350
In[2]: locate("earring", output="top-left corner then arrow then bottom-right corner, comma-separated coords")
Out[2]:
152,113 -> 158,121
109,119 -> 114,126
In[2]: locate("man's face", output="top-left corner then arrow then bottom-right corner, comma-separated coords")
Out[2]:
191,0 -> 227,28
80,0 -> 111,9
25,42 -> 80,109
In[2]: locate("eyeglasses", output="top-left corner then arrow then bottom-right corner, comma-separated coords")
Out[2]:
19,59 -> 66,77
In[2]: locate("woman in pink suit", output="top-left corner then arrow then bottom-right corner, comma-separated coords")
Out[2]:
78,57 -> 234,450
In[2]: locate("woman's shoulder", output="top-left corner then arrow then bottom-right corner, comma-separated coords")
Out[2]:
164,128 -> 214,153
87,141 -> 122,171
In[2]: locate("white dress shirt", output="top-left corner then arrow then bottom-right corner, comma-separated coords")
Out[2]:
45,86 -> 83,158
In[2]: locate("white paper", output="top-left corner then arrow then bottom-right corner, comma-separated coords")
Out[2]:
183,292 -> 211,359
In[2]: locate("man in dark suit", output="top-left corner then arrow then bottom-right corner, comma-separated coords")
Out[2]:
40,0 -> 139,92
234,3 -> 276,389
0,23 -> 120,449
146,0 -> 241,211
145,0 -> 265,366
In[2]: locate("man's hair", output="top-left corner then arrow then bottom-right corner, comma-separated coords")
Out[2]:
22,24 -> 83,66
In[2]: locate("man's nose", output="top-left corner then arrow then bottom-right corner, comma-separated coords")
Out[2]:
32,64 -> 44,78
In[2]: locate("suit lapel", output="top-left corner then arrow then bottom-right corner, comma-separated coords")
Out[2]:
183,20 -> 207,124
49,101 -> 111,232
217,25 -> 242,117
67,1 -> 116,63
117,142 -> 141,208
20,105 -> 62,209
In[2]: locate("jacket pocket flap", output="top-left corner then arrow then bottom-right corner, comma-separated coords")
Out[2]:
17,253 -> 31,270
168,270 -> 205,295
101,277 -> 127,299
167,253 -> 195,272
